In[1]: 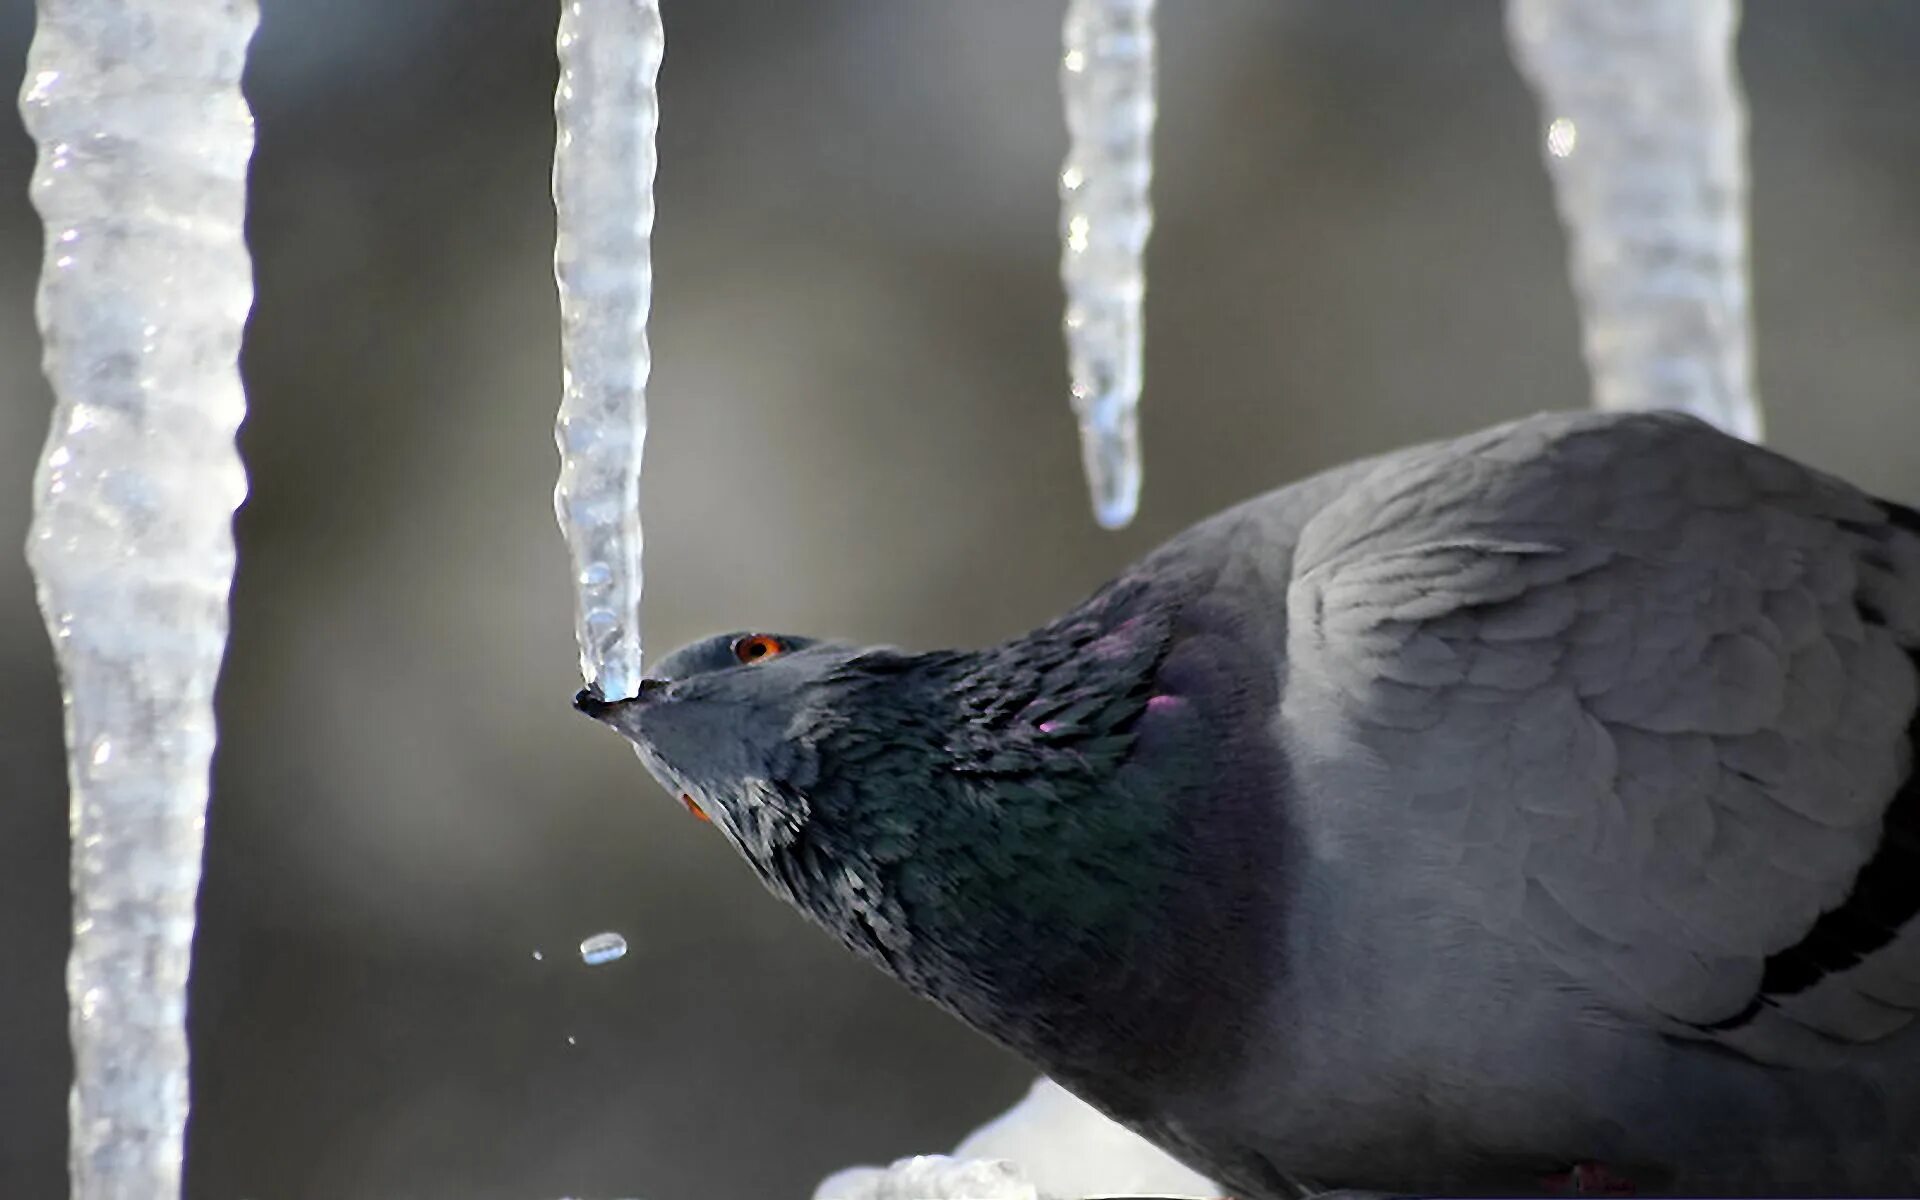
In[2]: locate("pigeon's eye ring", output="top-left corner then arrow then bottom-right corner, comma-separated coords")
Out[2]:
731,634 -> 785,665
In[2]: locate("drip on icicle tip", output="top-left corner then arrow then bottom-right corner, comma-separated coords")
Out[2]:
1075,402 -> 1142,530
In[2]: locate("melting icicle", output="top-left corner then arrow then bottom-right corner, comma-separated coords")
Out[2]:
1506,0 -> 1761,440
1059,0 -> 1157,529
580,931 -> 628,965
553,0 -> 663,700
18,1 -> 258,1196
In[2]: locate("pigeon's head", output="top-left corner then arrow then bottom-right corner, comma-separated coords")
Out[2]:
570,586 -> 1217,920
571,587 -> 1286,1075
573,631 -> 868,859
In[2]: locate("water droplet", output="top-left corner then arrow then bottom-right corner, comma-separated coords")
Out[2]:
579,931 -> 627,965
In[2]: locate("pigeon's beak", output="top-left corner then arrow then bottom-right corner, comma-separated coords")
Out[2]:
572,676 -> 671,723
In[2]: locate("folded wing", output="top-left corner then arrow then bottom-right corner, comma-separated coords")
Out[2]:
1282,411 -> 1920,1063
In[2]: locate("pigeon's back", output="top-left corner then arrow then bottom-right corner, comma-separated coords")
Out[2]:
1122,410 -> 1920,1196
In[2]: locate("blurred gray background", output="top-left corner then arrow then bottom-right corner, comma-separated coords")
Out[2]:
2,2 -> 1918,1197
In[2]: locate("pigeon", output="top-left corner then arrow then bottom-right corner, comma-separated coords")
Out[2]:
576,410 -> 1920,1197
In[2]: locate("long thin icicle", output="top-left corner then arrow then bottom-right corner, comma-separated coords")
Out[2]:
553,0 -> 662,702
18,1 -> 257,1196
1059,0 -> 1156,530
1506,0 -> 1761,441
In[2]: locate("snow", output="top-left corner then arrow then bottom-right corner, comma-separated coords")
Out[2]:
817,1155 -> 1040,1200
814,1077 -> 1216,1200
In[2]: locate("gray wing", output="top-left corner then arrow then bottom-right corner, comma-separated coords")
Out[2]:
1278,410 -> 1920,1063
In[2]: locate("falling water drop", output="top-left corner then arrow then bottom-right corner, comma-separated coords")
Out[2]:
580,931 -> 629,966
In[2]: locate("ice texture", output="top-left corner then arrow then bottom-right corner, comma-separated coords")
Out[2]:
1059,0 -> 1157,529
1507,0 -> 1761,441
17,1 -> 258,1197
553,0 -> 663,700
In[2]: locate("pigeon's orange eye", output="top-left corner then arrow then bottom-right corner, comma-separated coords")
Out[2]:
732,634 -> 785,665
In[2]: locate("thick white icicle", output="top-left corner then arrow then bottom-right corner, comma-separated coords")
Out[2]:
1507,0 -> 1761,441
1059,0 -> 1156,529
18,1 -> 257,1197
553,0 -> 662,700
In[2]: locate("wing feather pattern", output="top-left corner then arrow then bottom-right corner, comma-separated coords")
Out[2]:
1280,411 -> 1920,1062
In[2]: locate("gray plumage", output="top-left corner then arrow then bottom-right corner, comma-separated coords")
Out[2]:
579,411 -> 1920,1197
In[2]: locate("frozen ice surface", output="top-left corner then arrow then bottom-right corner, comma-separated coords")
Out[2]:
580,931 -> 628,965
815,1155 -> 1041,1200
553,0 -> 663,700
18,1 -> 258,1197
815,1077 -> 1215,1200
1507,0 -> 1761,441
1059,0 -> 1157,529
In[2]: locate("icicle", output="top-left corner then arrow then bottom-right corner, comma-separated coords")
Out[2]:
18,1 -> 257,1196
1506,0 -> 1761,441
553,0 -> 662,701
1059,0 -> 1157,529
